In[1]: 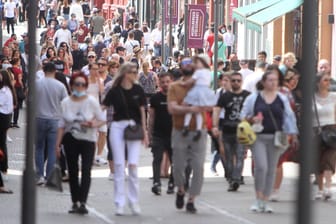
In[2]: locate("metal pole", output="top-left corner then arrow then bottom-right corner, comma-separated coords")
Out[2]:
184,0 -> 188,56
296,1 -> 318,224
21,1 -> 37,224
213,0 -> 219,90
168,0 -> 173,58
0,2 -> 3,52
161,0 -> 165,65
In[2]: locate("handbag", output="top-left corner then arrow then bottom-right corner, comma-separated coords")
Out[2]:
119,88 -> 144,141
45,161 -> 63,192
266,97 -> 289,150
313,95 -> 336,149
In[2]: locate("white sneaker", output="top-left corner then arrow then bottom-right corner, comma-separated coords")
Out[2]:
270,190 -> 279,202
315,191 -> 324,200
36,177 -> 45,186
115,206 -> 124,216
250,200 -> 263,212
129,202 -> 141,215
95,157 -> 108,166
323,189 -> 332,200
264,203 -> 274,213
108,173 -> 114,181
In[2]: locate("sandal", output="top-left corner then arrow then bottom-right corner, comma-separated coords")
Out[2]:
0,188 -> 13,194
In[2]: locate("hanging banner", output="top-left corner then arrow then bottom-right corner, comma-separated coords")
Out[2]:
187,4 -> 206,48
165,0 -> 179,25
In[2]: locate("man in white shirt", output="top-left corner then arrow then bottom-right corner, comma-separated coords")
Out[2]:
151,22 -> 162,57
124,31 -> 140,55
242,61 -> 267,93
239,60 -> 254,81
53,20 -> 72,48
4,0 -> 17,34
223,25 -> 234,59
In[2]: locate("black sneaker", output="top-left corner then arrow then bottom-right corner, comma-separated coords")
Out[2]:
151,183 -> 161,195
77,203 -> 88,215
193,130 -> 201,141
186,202 -> 197,213
167,183 -> 175,194
228,181 -> 240,192
182,126 -> 189,137
68,203 -> 79,214
175,192 -> 185,209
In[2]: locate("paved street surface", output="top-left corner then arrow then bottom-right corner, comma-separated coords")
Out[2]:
1,23 -> 336,224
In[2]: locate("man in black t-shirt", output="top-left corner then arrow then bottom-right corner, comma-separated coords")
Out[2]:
212,71 -> 250,192
149,73 -> 174,195
133,23 -> 144,47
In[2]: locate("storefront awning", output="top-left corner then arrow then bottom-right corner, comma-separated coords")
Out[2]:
232,0 -> 282,23
246,0 -> 303,33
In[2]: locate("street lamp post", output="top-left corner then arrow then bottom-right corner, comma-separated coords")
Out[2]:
213,0 -> 220,90
296,0 -> 318,224
21,2 -> 37,224
184,0 -> 188,56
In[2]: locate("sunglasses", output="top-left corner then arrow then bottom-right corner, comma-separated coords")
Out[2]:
231,79 -> 242,83
98,63 -> 107,66
88,55 -> 95,58
73,82 -> 86,87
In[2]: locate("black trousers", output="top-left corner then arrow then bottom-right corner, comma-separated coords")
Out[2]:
0,113 -> 12,173
6,17 -> 15,34
151,136 -> 174,185
63,133 -> 95,204
38,10 -> 46,27
13,98 -> 23,125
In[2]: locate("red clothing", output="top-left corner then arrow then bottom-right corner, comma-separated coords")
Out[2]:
11,66 -> 23,88
76,24 -> 90,43
4,37 -> 16,47
206,33 -> 215,57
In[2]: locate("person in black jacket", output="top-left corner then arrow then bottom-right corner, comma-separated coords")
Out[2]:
71,40 -> 85,72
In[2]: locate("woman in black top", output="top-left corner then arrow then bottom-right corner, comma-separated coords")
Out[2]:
103,62 -> 147,216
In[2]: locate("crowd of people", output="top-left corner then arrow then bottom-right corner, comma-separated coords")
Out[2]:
0,0 -> 335,218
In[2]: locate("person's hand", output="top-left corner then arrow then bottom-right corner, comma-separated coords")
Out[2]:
251,116 -> 262,124
188,106 -> 211,114
212,127 -> 219,138
81,121 -> 93,128
55,145 -> 61,159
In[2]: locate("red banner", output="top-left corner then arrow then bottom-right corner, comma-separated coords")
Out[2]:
164,0 -> 179,25
187,4 -> 206,49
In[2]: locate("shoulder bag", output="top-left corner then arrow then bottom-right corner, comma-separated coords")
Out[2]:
266,97 -> 289,150
119,88 -> 144,141
313,94 -> 336,149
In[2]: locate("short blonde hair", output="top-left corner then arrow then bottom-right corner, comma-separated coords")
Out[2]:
282,52 -> 297,64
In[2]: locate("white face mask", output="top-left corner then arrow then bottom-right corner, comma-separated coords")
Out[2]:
2,64 -> 12,70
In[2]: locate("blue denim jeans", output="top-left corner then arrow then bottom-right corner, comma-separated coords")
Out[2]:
35,118 -> 58,178
222,134 -> 245,182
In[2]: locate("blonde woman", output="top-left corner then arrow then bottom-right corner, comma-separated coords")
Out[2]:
279,52 -> 297,75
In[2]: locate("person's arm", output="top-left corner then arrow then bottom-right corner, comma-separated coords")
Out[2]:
212,106 -> 221,137
180,77 -> 196,87
140,106 -> 149,147
55,127 -> 64,158
148,107 -> 155,145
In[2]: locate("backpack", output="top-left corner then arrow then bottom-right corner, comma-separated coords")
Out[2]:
82,4 -> 90,15
113,25 -> 122,34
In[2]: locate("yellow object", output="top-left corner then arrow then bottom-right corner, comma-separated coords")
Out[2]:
237,120 -> 257,145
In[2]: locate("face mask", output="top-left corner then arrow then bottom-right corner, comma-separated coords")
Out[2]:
72,90 -> 87,97
51,25 -> 55,29
2,64 -> 12,70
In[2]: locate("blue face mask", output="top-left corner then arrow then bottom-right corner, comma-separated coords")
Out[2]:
72,90 -> 87,97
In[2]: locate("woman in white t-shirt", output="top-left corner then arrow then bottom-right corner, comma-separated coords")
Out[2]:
313,71 -> 336,200
56,72 -> 105,214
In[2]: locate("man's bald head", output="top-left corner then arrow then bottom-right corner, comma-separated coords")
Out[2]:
318,59 -> 331,73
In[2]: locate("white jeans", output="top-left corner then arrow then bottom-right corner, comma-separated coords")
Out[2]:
109,120 -> 142,207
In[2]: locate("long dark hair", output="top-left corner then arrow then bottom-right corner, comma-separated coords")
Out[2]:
315,71 -> 330,93
0,69 -> 17,106
112,62 -> 137,88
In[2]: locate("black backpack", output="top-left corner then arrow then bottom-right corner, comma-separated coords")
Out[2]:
113,25 -> 122,34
